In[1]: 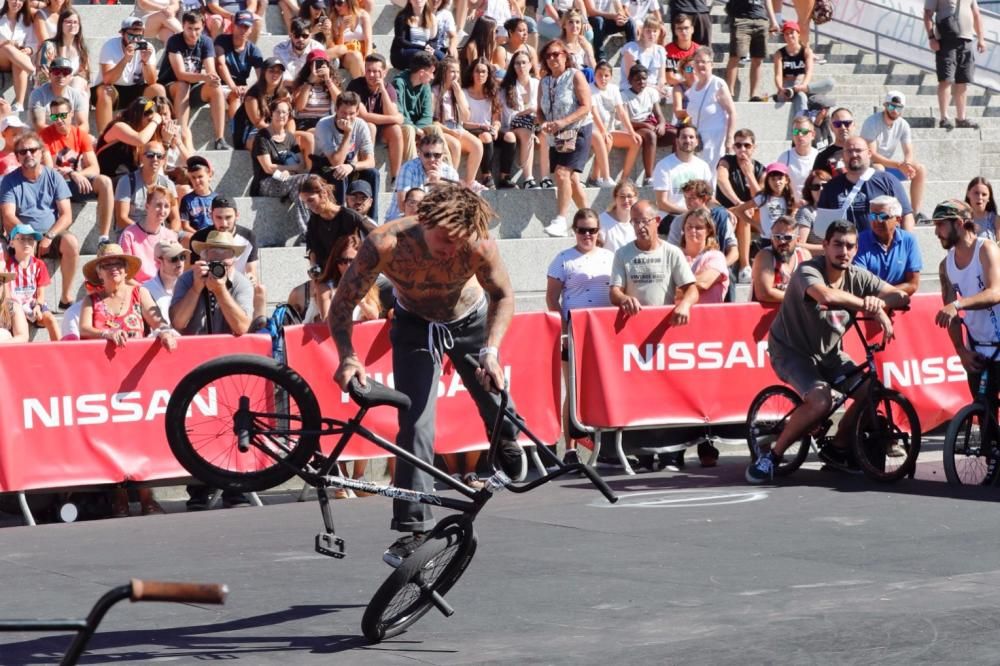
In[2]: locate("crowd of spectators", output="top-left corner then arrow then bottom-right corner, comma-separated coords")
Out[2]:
0,0 -> 993,514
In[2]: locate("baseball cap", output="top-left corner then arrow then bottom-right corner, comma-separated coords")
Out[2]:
120,16 -> 143,31
211,195 -> 237,210
262,57 -> 285,71
347,180 -> 373,198
0,115 -> 27,132
781,20 -> 800,33
765,162 -> 790,176
8,223 -> 42,241
306,49 -> 328,63
931,199 -> 973,221
234,10 -> 254,27
186,155 -> 211,171
50,57 -> 72,70
154,240 -> 190,260
885,90 -> 906,107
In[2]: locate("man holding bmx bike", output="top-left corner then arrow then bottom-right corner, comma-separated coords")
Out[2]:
327,181 -> 526,567
746,219 -> 910,484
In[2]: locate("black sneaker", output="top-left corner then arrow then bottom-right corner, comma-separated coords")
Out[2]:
186,486 -> 210,511
383,532 -> 427,568
658,450 -> 685,471
562,449 -> 580,465
939,118 -> 955,130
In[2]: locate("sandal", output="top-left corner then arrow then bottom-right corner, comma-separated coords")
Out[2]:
539,177 -> 554,188
520,178 -> 537,189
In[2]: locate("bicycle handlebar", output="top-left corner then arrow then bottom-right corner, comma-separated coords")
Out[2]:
129,580 -> 228,604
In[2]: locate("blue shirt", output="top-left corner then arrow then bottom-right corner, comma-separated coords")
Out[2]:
213,34 -> 263,86
854,227 -> 922,286
180,191 -> 217,231
816,171 -> 913,232
0,167 -> 70,233
384,157 -> 461,221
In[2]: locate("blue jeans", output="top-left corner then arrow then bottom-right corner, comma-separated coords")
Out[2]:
588,15 -> 635,61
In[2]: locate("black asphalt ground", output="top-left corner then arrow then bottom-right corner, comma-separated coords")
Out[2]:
2,448 -> 1000,665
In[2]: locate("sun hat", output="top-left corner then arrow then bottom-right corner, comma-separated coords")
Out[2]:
191,230 -> 247,255
154,240 -> 190,260
82,243 -> 142,284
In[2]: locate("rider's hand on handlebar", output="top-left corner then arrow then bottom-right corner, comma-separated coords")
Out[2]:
876,308 -> 895,346
335,355 -> 367,390
476,352 -> 505,393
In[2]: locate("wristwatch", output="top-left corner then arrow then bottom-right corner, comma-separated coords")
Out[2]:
43,232 -> 54,240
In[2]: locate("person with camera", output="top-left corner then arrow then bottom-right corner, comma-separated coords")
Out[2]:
158,11 -> 232,150
94,17 -> 166,135
29,57 -> 89,133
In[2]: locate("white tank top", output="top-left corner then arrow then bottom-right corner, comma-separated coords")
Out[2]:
946,237 -> 1000,355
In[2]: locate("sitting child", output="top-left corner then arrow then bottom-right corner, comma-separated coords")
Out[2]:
3,224 -> 61,340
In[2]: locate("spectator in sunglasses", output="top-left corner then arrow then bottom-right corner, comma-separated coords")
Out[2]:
94,18 -> 166,136
812,106 -> 855,176
142,240 -> 190,328
28,56 -> 88,133
751,214 -> 810,304
384,131 -> 460,221
853,195 -> 921,295
114,140 -> 181,232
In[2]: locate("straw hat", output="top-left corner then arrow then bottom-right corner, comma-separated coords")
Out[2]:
82,243 -> 142,284
191,230 -> 247,255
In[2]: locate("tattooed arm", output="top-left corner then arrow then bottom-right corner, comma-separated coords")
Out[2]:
474,238 -> 516,392
328,231 -> 388,389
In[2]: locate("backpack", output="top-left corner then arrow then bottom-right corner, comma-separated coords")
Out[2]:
812,0 -> 834,25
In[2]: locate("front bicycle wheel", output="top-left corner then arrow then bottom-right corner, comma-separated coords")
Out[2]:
165,354 -> 321,492
362,517 -> 477,643
746,385 -> 810,476
943,403 -> 997,486
852,388 -> 921,483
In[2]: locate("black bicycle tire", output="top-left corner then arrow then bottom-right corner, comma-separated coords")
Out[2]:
361,518 -> 477,643
852,389 -> 921,483
165,354 -> 321,492
746,384 -> 810,476
943,402 -> 994,486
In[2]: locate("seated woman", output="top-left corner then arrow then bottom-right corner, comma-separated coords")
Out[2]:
95,97 -> 163,179
79,244 -> 176,517
498,50 -> 539,188
233,59 -> 292,152
464,57 -> 510,189
559,8 -> 595,81
0,269 -> 28,343
252,98 -> 312,232
293,49 -> 340,131
618,15 -> 666,95
432,56 -> 482,188
678,206 -> 729,305
150,95 -> 193,199
35,8 -> 89,92
503,16 -> 537,70
118,184 -> 179,283
390,0 -> 444,70
459,16 -> 506,74
328,0 -> 371,79
597,178 -> 637,252
0,0 -> 38,113
773,20 -> 834,118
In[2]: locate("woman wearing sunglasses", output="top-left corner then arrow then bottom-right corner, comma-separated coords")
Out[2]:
94,96 -> 163,178
327,0 -> 371,79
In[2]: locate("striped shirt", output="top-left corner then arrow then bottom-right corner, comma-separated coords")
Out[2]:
4,255 -> 51,306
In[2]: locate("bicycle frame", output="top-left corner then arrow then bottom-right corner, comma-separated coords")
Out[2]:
959,323 -> 1000,484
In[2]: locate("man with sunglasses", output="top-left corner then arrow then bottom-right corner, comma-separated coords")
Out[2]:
384,133 -> 461,221
29,57 -> 88,134
39,98 -> 116,245
812,107 -> 855,176
114,140 -> 180,232
775,115 -> 818,199
272,17 -> 326,86
0,132 -> 80,310
750,215 -> 810,303
715,127 -> 764,210
746,220 -> 909,484
94,17 -> 165,135
860,91 -> 929,222
143,240 -> 190,328
854,195 -> 922,296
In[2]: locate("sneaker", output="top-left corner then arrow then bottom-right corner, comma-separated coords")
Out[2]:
213,138 -> 233,150
737,265 -> 753,284
818,446 -> 861,472
383,532 -> 427,568
939,118 -> 955,130
914,212 -> 930,225
886,442 -> 907,458
595,177 -> 616,188
496,439 -> 528,481
745,452 -> 774,484
10,102 -> 22,114
185,487 -> 210,512
562,448 -> 581,465
658,450 -> 685,472
956,118 -> 981,130
544,216 -> 568,237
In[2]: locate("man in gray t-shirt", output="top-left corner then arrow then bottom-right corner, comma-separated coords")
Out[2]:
747,220 -> 909,484
924,0 -> 986,130
313,91 -> 380,220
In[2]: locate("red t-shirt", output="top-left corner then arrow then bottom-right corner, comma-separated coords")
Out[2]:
665,41 -> 699,72
4,254 -> 51,306
40,124 -> 94,171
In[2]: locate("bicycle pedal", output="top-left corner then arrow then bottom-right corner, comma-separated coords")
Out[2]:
315,533 -> 346,559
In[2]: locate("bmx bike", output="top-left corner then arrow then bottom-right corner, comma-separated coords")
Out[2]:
164,353 -> 618,642
0,579 -> 227,666
746,311 -> 922,482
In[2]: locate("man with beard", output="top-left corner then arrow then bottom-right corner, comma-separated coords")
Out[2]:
750,215 -> 810,303
745,219 -> 909,484
811,107 -> 855,175
816,136 -> 914,235
854,195 -> 922,295
933,199 -> 1000,405
652,124 -> 713,216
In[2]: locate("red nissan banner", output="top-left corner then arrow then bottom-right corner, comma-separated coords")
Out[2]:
282,311 -> 563,459
0,334 -> 273,492
570,293 -> 968,432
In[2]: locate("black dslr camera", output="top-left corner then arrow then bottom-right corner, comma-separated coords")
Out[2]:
207,261 -> 227,279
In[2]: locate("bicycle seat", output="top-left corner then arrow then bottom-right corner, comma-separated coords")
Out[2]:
348,377 -> 412,411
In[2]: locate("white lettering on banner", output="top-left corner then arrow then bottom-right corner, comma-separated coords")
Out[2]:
623,340 -> 768,372
339,367 -> 514,403
882,356 -> 966,389
22,388 -> 218,429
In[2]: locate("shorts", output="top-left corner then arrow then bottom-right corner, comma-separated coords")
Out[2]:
166,80 -> 208,108
729,17 -> 769,59
34,233 -> 66,261
90,83 -> 147,111
769,342 -> 858,398
548,122 -> 593,173
690,12 -> 712,46
67,175 -> 99,203
935,39 -> 975,84
886,167 -> 908,182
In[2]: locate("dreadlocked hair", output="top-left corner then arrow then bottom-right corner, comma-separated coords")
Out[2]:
417,181 -> 497,239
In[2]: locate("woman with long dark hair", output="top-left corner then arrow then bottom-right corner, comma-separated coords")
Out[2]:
234,58 -> 292,152
967,176 -> 1000,241
498,49 -> 540,188
462,57 -> 506,188
293,49 -> 340,131
94,96 -> 162,178
390,0 -> 442,69
36,8 -> 87,91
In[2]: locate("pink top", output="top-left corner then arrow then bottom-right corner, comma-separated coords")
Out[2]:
92,286 -> 144,338
687,249 -> 729,304
118,222 -> 179,283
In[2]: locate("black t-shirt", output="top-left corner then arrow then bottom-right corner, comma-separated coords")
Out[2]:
214,34 -> 264,85
305,206 -> 366,268
669,0 -> 709,13
347,76 -> 385,115
715,154 -> 765,209
250,128 -> 299,193
726,0 -> 768,20
190,224 -> 260,265
158,33 -> 214,84
813,143 -> 844,175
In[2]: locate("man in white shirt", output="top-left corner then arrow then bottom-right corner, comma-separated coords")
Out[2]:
94,17 -> 166,134
775,114 -> 818,202
860,91 -> 928,222
143,240 -> 190,326
652,124 -> 713,215
272,17 -> 327,87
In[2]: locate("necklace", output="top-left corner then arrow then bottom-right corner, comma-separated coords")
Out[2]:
104,287 -> 132,318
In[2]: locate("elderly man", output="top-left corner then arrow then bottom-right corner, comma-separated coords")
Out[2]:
854,195 -> 922,295
816,136 -> 915,235
860,92 -> 929,222
0,132 -> 79,309
384,133 -> 461,221
751,215 -> 811,303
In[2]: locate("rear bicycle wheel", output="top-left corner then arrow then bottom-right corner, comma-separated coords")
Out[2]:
362,517 -> 477,643
746,385 -> 810,476
165,354 -> 321,492
852,388 -> 921,483
943,403 -> 997,486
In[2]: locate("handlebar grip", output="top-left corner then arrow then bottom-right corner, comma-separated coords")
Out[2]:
130,579 -> 228,604
578,464 -> 618,504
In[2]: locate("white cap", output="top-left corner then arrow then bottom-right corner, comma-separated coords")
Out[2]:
0,115 -> 27,132
885,90 -> 906,107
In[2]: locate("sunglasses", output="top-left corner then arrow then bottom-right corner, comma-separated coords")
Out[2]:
48,112 -> 69,121
868,211 -> 893,222
887,103 -> 903,111
791,128 -> 812,136
144,151 -> 165,159
733,142 -> 753,149
683,66 -> 694,73
421,151 -> 443,159
545,51 -> 566,59
14,146 -> 40,155
164,255 -> 186,264
293,33 -> 310,39
50,68 -> 72,77
832,119 -> 853,128
574,227 -> 599,235
772,233 -> 795,242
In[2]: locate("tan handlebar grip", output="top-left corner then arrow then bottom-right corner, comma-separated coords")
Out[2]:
130,579 -> 228,604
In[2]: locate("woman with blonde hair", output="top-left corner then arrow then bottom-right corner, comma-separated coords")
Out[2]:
432,56 -> 483,188
328,0 -> 371,78
678,206 -> 729,304
559,8 -> 595,79
598,178 -> 637,252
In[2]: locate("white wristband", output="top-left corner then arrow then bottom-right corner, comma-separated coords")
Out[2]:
478,346 -> 499,359
952,299 -> 962,312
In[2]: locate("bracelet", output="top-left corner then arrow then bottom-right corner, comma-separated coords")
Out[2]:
952,299 -> 962,312
478,346 -> 499,359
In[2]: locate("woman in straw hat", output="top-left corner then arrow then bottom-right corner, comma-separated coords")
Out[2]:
0,269 -> 28,343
